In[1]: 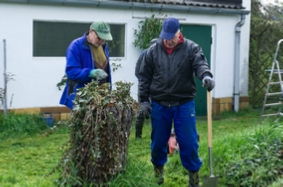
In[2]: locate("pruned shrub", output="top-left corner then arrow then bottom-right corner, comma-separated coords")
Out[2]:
56,80 -> 134,186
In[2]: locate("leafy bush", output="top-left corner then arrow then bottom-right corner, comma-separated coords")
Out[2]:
213,122 -> 283,186
0,112 -> 50,139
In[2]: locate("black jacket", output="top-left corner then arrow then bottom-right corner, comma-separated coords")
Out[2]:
139,38 -> 213,106
135,50 -> 147,80
135,38 -> 159,80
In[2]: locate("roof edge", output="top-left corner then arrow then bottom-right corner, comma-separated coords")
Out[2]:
1,0 -> 250,15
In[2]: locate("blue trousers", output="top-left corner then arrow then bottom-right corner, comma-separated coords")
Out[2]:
150,100 -> 202,172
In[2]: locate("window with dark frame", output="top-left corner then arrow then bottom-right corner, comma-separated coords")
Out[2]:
33,20 -> 125,57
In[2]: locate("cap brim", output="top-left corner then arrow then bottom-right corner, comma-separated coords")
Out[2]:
159,31 -> 175,40
96,31 -> 113,41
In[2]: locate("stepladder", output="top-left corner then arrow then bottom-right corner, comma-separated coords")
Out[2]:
261,39 -> 283,121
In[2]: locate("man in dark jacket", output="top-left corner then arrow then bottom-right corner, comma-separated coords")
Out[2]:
138,17 -> 215,187
135,39 -> 158,139
60,21 -> 113,109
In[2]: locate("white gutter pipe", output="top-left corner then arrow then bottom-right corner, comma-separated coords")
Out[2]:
233,14 -> 246,112
3,39 -> 7,117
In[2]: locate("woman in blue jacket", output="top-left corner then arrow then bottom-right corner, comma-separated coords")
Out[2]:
60,21 -> 113,109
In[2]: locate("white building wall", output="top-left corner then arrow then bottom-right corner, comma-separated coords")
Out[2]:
0,2 -> 251,109
240,0 -> 252,96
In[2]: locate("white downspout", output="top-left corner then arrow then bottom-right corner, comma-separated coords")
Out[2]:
234,15 -> 246,112
3,39 -> 7,117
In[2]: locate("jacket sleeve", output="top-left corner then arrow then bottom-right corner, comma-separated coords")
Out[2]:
138,48 -> 154,103
135,50 -> 147,80
189,41 -> 213,80
65,40 -> 92,84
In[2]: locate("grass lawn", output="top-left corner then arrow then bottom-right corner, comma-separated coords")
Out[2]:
0,108 -> 282,187
0,130 -> 68,187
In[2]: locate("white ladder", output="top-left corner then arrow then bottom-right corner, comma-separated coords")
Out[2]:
261,39 -> 283,120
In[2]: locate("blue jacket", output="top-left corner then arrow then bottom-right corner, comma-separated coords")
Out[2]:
59,32 -> 112,109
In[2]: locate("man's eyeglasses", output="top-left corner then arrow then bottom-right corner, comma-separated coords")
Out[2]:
93,30 -> 104,41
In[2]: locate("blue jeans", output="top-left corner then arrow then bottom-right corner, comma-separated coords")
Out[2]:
150,100 -> 202,172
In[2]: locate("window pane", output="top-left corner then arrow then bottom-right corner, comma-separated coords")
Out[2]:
107,24 -> 125,57
33,21 -> 125,57
33,21 -> 89,57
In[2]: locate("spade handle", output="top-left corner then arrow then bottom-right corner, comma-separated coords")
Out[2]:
207,91 -> 212,148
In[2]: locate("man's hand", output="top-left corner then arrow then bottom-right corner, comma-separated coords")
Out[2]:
89,69 -> 108,80
202,76 -> 215,92
137,102 -> 151,119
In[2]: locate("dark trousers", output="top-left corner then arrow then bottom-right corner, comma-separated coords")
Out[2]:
135,115 -> 145,138
135,82 -> 145,138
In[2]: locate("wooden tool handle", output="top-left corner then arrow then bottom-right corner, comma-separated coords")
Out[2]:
207,91 -> 213,147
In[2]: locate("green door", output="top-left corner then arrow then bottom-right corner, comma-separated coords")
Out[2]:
180,25 -> 212,116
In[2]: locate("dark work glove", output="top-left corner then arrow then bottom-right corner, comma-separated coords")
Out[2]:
202,76 -> 215,92
137,102 -> 151,119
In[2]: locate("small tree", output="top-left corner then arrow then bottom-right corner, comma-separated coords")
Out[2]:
0,88 -> 4,107
0,72 -> 15,117
133,13 -> 165,50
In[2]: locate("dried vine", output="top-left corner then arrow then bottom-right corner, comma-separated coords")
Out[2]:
56,80 -> 134,186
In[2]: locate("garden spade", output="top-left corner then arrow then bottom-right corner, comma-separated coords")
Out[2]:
203,91 -> 218,187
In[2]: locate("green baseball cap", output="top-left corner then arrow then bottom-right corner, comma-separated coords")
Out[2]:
90,21 -> 113,41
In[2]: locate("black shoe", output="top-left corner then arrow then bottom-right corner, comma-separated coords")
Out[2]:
135,136 -> 142,140
154,165 -> 164,185
188,171 -> 199,187
135,116 -> 144,139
